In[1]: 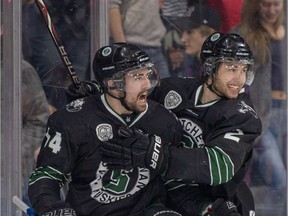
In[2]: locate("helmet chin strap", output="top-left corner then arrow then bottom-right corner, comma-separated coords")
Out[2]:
106,80 -> 135,112
206,79 -> 225,99
107,92 -> 134,112
120,97 -> 134,113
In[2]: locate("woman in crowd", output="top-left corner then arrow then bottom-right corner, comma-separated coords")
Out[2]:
231,0 -> 287,215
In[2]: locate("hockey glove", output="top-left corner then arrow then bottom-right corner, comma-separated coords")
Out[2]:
100,127 -> 169,174
203,198 -> 240,216
65,80 -> 101,102
42,208 -> 76,216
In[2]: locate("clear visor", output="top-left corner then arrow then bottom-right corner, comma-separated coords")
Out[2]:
215,57 -> 255,85
111,62 -> 160,93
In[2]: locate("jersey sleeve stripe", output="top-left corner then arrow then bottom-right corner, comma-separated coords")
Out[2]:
29,166 -> 69,187
206,147 -> 234,185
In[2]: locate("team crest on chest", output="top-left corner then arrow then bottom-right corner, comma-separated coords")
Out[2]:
164,90 -> 182,109
66,98 -> 85,112
96,124 -> 113,141
90,162 -> 150,203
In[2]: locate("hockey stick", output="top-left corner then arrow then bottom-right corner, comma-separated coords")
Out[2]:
35,0 -> 80,86
12,195 -> 36,216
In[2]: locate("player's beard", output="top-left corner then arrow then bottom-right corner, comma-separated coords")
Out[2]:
124,91 -> 148,113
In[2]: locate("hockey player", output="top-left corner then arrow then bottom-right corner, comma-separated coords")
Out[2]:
98,33 -> 262,216
28,43 -> 183,216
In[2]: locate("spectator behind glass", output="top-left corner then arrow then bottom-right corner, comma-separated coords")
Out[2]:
0,23 -> 51,207
21,60 -> 52,207
22,0 -> 90,110
171,4 -> 221,78
231,0 -> 287,215
109,0 -> 171,78
160,0 -> 190,77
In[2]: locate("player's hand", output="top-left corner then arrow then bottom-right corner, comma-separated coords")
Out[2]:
65,80 -> 101,102
203,198 -> 240,216
100,127 -> 169,174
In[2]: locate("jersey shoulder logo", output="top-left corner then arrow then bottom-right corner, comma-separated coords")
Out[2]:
66,98 -> 85,112
96,124 -> 113,141
164,90 -> 182,109
237,101 -> 258,118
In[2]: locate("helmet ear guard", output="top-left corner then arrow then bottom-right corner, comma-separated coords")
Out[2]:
203,58 -> 214,77
104,78 -> 125,91
202,57 -> 221,83
243,63 -> 255,85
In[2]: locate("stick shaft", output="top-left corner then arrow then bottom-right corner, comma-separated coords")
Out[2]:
12,195 -> 28,213
13,196 -> 36,216
35,0 -> 80,85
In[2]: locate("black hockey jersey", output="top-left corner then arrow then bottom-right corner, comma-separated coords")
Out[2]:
28,94 -> 183,216
149,77 -> 262,197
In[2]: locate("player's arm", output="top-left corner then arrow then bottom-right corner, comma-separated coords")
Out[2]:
64,74 -> 170,102
64,75 -> 175,103
63,70 -> 182,102
165,139 -> 245,185
163,111 -> 262,185
28,116 -> 77,215
100,108 -> 261,185
109,5 -> 126,42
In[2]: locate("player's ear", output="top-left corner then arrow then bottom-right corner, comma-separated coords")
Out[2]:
106,79 -> 116,88
106,79 -> 122,93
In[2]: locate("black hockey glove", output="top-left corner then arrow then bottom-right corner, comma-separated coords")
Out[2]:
100,127 -> 169,175
42,208 -> 76,216
203,198 -> 240,216
65,80 -> 101,102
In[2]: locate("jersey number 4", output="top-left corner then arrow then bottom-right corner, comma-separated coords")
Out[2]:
44,127 -> 62,154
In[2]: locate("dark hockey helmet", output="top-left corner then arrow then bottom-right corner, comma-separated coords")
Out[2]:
201,32 -> 255,85
92,42 -> 159,92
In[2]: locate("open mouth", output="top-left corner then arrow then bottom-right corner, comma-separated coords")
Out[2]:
228,84 -> 240,90
138,91 -> 148,102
